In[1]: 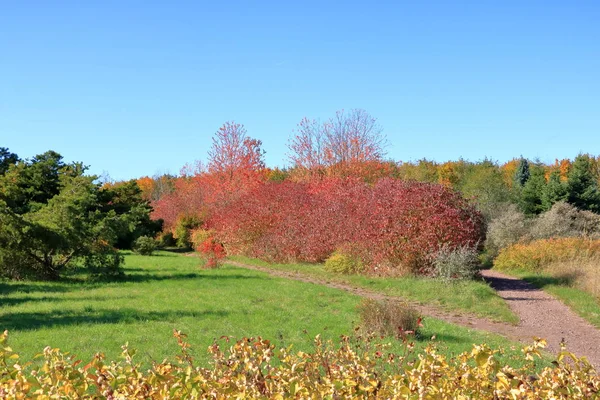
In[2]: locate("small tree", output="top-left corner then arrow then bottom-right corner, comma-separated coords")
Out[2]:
208,122 -> 265,177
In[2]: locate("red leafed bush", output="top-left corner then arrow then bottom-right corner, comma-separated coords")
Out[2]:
208,178 -> 484,275
198,238 -> 226,269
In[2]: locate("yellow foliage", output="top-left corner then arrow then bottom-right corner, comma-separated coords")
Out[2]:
494,237 -> 600,272
1,330 -> 598,398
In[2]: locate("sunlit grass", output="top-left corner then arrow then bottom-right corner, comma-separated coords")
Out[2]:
0,252 -> 538,369
230,255 -> 519,324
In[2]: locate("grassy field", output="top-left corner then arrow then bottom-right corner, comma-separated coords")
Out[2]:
492,267 -> 600,329
230,255 -> 519,324
0,252 -> 539,369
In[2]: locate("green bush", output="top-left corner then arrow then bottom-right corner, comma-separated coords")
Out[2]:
156,231 -> 176,247
133,236 -> 157,256
432,245 -> 480,280
173,214 -> 202,249
324,249 -> 364,274
357,298 -> 421,338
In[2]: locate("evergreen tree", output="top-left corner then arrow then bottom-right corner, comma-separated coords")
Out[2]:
541,170 -> 567,211
513,158 -> 530,187
519,163 -> 546,215
565,154 -> 600,212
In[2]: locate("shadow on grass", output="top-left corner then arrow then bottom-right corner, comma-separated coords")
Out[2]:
0,308 -> 229,331
520,274 -> 577,288
0,295 -> 136,308
0,282 -> 72,296
99,272 -> 267,284
158,247 -> 193,254
1,272 -> 266,295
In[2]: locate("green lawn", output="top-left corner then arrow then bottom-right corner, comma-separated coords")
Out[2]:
230,255 -> 519,324
0,252 -> 539,369
492,268 -> 600,329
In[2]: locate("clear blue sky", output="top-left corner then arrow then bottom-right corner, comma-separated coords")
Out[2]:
1,1 -> 598,180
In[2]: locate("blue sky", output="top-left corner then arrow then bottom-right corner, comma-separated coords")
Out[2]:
1,1 -> 599,180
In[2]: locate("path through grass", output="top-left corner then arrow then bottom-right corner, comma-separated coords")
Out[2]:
492,268 -> 600,329
0,252 -> 536,368
230,255 -> 518,324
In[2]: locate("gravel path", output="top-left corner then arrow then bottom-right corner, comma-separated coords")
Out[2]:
228,260 -> 600,366
480,269 -> 600,366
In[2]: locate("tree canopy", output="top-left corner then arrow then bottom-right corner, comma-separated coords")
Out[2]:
0,149 -> 157,280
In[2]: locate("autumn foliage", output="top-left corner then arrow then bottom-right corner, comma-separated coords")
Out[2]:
1,330 -> 598,399
208,178 -> 484,275
494,237 -> 600,272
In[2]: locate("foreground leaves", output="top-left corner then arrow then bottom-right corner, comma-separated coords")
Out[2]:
0,330 -> 598,399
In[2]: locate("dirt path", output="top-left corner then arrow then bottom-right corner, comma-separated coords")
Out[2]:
480,269 -> 600,366
228,261 -> 600,366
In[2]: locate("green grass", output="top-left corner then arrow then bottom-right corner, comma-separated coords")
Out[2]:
0,252 -> 540,369
230,255 -> 519,324
493,268 -> 600,329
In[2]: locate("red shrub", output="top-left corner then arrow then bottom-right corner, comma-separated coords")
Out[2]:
208,178 -> 484,275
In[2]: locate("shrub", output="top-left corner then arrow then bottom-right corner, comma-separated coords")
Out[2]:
324,248 -> 364,274
156,231 -> 175,247
432,245 -> 480,280
528,201 -> 600,241
190,227 -> 215,250
173,214 -> 202,249
198,238 -> 226,269
485,203 -> 529,257
1,330 -> 598,398
208,178 -> 485,275
132,236 -> 157,256
494,237 -> 600,272
357,298 -> 421,338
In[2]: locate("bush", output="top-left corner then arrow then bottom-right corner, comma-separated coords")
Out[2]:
133,236 -> 157,256
156,231 -> 175,247
324,248 -> 364,274
432,245 -> 480,280
198,238 -> 226,269
494,237 -> 600,272
528,201 -> 600,241
209,178 -> 485,275
485,203 -> 529,258
173,214 -> 202,249
357,298 -> 421,338
1,330 -> 598,398
190,228 -> 215,250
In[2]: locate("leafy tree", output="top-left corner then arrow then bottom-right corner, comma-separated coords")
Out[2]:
287,109 -> 388,177
458,159 -> 511,221
565,154 -> 600,212
0,147 -> 19,175
208,122 -> 265,177
99,180 -> 162,249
